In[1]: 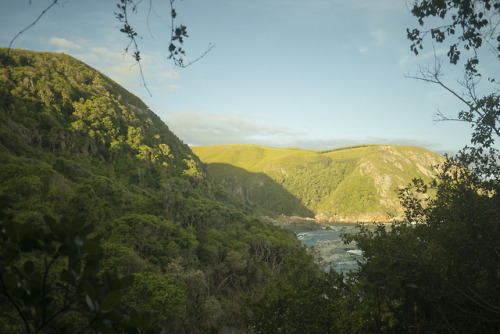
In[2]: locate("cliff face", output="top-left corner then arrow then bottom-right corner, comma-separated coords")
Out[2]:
192,144 -> 445,222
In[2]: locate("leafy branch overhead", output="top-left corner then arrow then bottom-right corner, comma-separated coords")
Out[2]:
407,0 -> 500,75
114,0 -> 214,69
115,0 -> 151,95
167,0 -> 215,67
407,0 -> 500,181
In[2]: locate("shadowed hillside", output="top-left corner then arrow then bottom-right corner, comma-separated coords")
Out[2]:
193,144 -> 445,222
208,163 -> 315,218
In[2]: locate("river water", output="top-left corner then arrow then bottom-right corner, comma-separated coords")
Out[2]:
292,223 -> 365,273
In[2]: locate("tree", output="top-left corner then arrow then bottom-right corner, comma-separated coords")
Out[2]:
407,0 -> 500,181
342,2 -> 500,332
245,248 -> 345,333
0,196 -> 159,333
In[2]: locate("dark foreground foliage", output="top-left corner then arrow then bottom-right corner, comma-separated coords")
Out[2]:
346,160 -> 500,333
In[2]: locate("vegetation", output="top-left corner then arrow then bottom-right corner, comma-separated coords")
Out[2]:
193,144 -> 444,222
337,1 -> 500,332
407,0 -> 499,181
194,1 -> 500,330
0,48 -> 321,333
2,0 -> 499,330
343,161 -> 500,333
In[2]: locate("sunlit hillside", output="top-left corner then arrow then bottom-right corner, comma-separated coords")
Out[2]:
192,144 -> 445,222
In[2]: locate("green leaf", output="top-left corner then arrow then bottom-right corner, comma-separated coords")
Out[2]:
23,260 -> 35,275
128,309 -> 141,327
82,240 -> 103,255
101,290 -> 121,310
120,274 -> 134,289
85,294 -> 95,311
60,269 -> 76,286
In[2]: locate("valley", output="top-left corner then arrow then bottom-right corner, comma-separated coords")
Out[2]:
2,47 -> 496,333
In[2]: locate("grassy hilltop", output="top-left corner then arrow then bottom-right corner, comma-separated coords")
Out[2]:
192,144 -> 444,222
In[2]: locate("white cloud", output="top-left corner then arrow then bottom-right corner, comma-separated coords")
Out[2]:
90,46 -> 129,61
48,37 -> 83,51
152,70 -> 180,80
102,64 -> 141,83
356,28 -> 386,54
69,46 -> 141,88
161,109 -> 447,153
371,29 -> 385,45
162,110 -> 305,146
357,46 -> 367,54
399,47 -> 448,68
76,52 -> 99,63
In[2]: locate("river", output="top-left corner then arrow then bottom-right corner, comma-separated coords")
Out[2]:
292,223 -> 365,273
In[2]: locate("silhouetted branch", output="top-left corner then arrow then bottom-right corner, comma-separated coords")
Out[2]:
9,0 -> 59,51
0,270 -> 31,334
167,0 -> 214,68
116,0 -> 153,96
181,42 -> 216,67
406,59 -> 474,110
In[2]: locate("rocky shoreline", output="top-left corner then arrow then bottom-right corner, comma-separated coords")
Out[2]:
309,239 -> 360,269
263,215 -> 399,231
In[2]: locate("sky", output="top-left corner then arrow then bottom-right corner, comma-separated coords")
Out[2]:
1,0 -> 499,156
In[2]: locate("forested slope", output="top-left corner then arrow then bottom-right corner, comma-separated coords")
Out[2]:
0,49 -> 318,333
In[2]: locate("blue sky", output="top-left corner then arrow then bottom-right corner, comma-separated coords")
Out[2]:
2,0 -> 498,155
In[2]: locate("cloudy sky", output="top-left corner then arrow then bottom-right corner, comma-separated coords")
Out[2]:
1,0 -> 498,155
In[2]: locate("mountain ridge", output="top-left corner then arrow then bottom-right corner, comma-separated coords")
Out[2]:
192,144 -> 445,222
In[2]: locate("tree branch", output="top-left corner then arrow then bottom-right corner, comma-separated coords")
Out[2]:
117,0 -> 153,97
40,250 -> 62,331
167,0 -> 214,68
407,67 -> 474,110
9,0 -> 59,51
0,270 -> 31,334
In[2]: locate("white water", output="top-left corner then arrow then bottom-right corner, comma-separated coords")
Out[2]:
294,223 -> 364,273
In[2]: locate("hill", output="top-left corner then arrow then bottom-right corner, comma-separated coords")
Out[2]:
192,144 -> 445,222
0,49 -> 313,333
